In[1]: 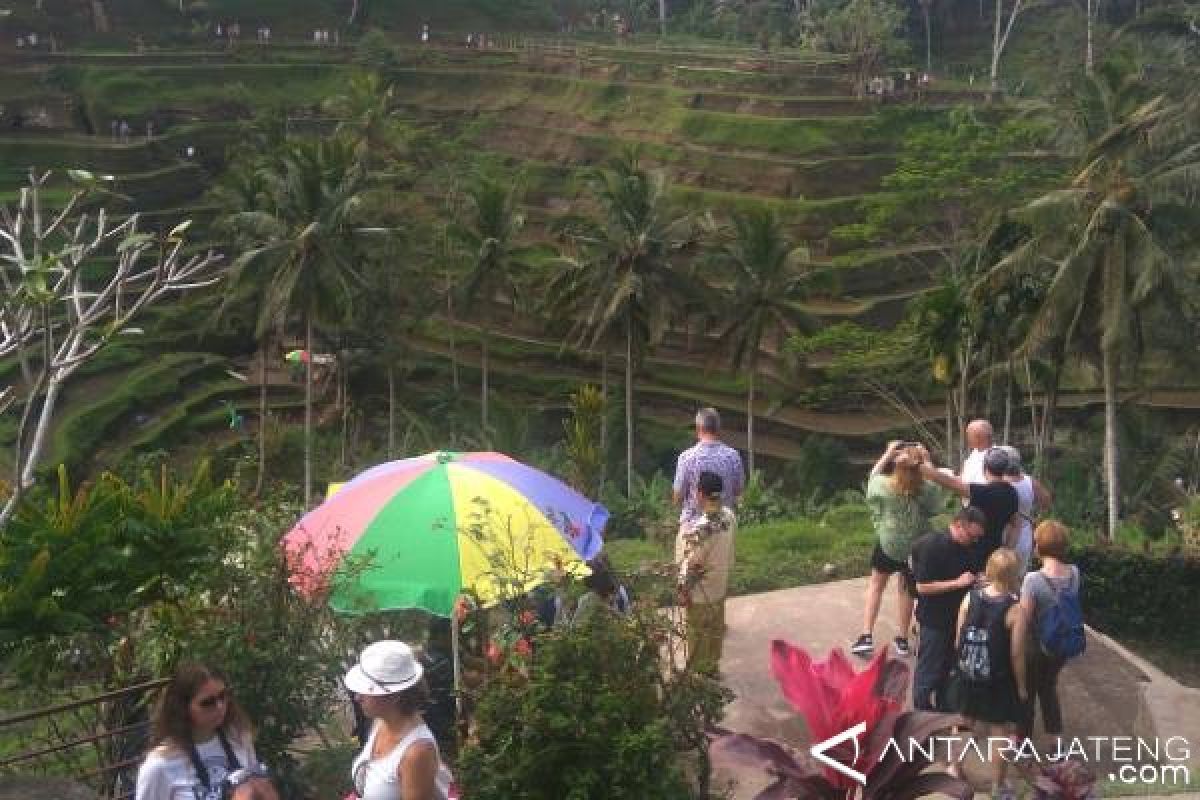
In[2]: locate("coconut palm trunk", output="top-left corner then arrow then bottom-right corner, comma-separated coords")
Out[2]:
600,350 -> 609,488
746,368 -> 756,476
255,334 -> 269,496
625,311 -> 634,498
920,0 -> 933,73
1103,345 -> 1119,540
304,315 -> 314,508
1085,0 -> 1095,74
387,364 -> 396,458
480,319 -> 490,441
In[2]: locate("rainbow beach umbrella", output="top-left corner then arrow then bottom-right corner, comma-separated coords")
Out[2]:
283,451 -> 607,616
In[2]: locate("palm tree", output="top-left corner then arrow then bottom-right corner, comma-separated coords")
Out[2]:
212,161 -> 274,496
983,63 -> 1198,539
323,72 -> 413,172
225,137 -> 372,507
551,150 -> 698,496
455,175 -> 527,441
711,208 -> 821,475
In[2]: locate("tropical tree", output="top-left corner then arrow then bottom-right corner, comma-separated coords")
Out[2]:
982,61 -> 1200,539
551,150 -> 699,496
454,175 -> 528,441
355,236 -> 435,459
224,137 -> 373,507
0,171 -> 220,525
323,72 -> 414,173
212,159 -> 274,496
812,0 -> 908,97
988,0 -> 1031,96
709,209 -> 822,475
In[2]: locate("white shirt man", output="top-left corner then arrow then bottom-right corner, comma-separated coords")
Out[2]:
959,418 -> 994,486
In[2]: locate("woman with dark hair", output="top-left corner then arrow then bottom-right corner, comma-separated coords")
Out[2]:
676,470 -> 736,674
345,640 -> 454,800
135,663 -> 271,800
571,553 -> 632,626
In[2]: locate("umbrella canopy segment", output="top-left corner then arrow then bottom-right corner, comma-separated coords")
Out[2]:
284,452 -> 607,616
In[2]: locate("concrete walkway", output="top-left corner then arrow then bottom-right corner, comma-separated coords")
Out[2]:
713,577 -> 1200,798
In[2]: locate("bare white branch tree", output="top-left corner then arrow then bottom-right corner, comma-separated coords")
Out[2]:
0,170 -> 223,525
989,0 -> 1042,96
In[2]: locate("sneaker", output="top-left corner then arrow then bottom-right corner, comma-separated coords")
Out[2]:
893,637 -> 911,657
851,634 -> 874,657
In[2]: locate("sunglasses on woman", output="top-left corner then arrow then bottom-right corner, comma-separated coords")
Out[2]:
196,689 -> 230,709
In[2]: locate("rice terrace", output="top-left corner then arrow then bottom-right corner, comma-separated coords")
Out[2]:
1,1 -> 1198,799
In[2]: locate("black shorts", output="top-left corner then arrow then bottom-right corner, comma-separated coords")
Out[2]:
871,542 -> 917,596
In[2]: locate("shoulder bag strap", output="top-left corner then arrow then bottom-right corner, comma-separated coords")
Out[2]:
217,727 -> 241,771
187,727 -> 242,790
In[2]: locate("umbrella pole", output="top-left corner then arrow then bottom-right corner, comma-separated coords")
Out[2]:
451,600 -> 463,743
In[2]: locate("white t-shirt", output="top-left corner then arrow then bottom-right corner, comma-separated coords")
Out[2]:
960,448 -> 987,486
135,731 -> 256,800
351,721 -> 452,800
1010,474 -> 1035,574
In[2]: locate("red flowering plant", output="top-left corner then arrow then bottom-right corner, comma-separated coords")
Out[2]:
1031,759 -> 1098,800
711,640 -> 972,800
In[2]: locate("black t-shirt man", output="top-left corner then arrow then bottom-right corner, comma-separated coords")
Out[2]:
967,480 -> 1018,571
911,529 -> 976,631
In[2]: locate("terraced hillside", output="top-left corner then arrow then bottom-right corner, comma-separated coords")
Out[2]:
2,35 -> 1197,476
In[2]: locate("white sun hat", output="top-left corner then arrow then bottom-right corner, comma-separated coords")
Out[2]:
343,640 -> 424,696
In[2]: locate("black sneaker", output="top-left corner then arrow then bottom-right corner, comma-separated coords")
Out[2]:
851,634 -> 874,657
893,637 -> 911,657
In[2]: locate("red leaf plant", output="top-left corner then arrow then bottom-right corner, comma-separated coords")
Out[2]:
711,640 -> 972,800
1031,760 -> 1098,800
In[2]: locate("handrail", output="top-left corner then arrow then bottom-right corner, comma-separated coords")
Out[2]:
0,720 -> 150,769
0,677 -> 167,799
0,678 -> 168,727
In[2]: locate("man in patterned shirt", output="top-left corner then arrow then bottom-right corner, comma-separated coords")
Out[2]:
672,407 -> 745,529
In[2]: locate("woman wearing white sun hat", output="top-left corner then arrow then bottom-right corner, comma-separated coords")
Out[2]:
345,640 -> 454,800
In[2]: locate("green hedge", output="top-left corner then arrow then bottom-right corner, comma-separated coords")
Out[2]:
1072,545 -> 1200,652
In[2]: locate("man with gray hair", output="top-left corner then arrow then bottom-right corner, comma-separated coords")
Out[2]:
672,407 -> 744,527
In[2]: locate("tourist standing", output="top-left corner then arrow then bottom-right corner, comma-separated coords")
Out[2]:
345,641 -> 454,800
909,506 -> 986,711
852,441 -> 940,659
135,663 -> 273,800
960,419 -> 994,485
677,471 -> 737,674
1019,520 -> 1084,743
998,445 -> 1052,576
954,547 -> 1029,800
672,407 -> 744,531
919,447 -> 1018,572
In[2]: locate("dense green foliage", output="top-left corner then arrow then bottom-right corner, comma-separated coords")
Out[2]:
459,605 -> 726,799
1070,545 -> 1200,661
0,461 -> 235,655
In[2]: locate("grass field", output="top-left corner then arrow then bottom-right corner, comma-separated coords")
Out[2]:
606,504 -> 875,598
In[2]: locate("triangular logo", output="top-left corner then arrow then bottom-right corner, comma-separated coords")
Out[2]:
809,720 -> 868,786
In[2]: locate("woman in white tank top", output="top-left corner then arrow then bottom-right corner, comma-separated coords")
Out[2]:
998,446 -> 1052,577
344,640 -> 454,800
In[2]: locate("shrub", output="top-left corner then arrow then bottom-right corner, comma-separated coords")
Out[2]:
355,28 -> 397,70
458,605 -> 727,799
602,471 -> 675,541
135,500 -> 368,797
738,470 -> 799,525
0,460 -> 236,680
1070,544 -> 1200,655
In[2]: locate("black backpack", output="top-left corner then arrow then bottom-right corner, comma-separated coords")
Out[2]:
957,590 -> 1015,685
